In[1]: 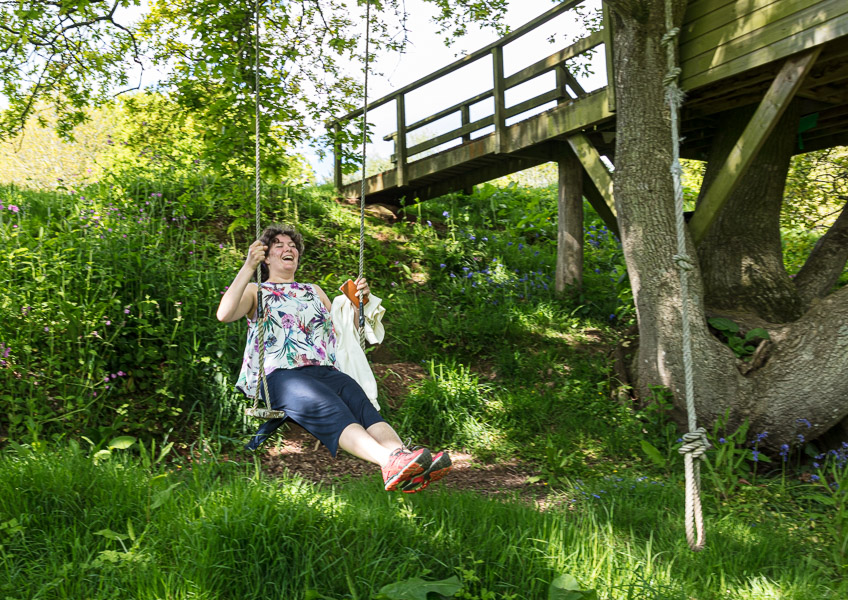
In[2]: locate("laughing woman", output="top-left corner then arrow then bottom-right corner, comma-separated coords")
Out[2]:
216,224 -> 450,492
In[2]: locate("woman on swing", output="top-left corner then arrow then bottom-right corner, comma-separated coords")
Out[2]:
217,224 -> 451,492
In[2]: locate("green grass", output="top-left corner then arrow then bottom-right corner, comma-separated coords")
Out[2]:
1,176 -> 847,599
0,445 -> 841,600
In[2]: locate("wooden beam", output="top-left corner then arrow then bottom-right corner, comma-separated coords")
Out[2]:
557,149 -> 584,292
565,133 -> 616,218
689,47 -> 822,246
602,1 -> 615,112
396,94 -> 408,187
492,45 -> 507,153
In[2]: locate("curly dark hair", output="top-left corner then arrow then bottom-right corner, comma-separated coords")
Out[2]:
258,224 -> 304,282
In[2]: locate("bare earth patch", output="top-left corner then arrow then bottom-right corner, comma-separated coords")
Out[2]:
255,424 -> 552,505
242,360 -> 557,507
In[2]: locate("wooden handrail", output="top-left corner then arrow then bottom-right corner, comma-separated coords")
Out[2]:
329,0 -> 587,126
332,0 -> 611,190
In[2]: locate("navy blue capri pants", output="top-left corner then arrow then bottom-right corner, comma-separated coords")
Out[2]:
244,365 -> 384,456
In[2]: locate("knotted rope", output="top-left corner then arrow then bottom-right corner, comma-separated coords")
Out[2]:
249,0 -> 284,419
662,0 -> 708,551
357,0 -> 372,350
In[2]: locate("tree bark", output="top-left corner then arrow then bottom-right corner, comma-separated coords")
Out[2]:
697,103 -> 804,322
608,0 -> 848,450
794,200 -> 848,306
556,149 -> 584,292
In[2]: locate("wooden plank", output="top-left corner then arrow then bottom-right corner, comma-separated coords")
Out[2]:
681,0 -> 835,62
557,149 -> 584,291
565,133 -> 616,218
493,45 -> 507,153
683,0 -> 738,24
682,0 -> 848,87
582,171 -> 619,237
506,89 -> 565,119
400,89 -> 492,137
684,0 -> 782,41
601,1 -> 615,112
689,48 -> 821,246
504,30 -> 604,89
396,94 -> 408,187
331,0 -> 585,124
403,115 -> 494,157
683,13 -> 848,90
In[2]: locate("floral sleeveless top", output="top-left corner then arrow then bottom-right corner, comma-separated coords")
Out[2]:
236,282 -> 337,397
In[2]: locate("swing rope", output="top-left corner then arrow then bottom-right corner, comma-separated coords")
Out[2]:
247,0 -> 371,417
249,0 -> 284,420
662,0 -> 709,551
357,1 -> 372,350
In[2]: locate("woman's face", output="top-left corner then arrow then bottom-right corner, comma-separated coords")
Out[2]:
266,234 -> 300,275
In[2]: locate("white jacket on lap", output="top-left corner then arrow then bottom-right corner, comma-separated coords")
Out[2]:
331,293 -> 385,410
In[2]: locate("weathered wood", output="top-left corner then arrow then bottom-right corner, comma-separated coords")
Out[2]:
682,1 -> 848,89
582,172 -> 619,237
557,149 -> 584,291
689,47 -> 822,246
403,115 -> 494,158
390,89 -> 492,139
681,0 -> 838,62
602,1 -> 615,112
396,94 -> 408,187
565,132 -> 616,218
333,123 -> 342,191
504,30 -> 604,89
331,0 -> 585,124
493,45 -> 507,153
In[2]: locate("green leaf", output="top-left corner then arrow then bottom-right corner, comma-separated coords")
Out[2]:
95,528 -> 129,541
378,575 -> 462,600
640,439 -> 667,468
743,328 -> 770,342
108,436 -> 136,450
708,317 -> 739,333
549,574 -> 598,600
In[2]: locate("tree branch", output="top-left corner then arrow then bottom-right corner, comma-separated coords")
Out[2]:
793,200 -> 848,306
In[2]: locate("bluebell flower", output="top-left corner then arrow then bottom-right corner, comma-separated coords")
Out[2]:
450,273 -> 456,278
427,220 -> 432,227
719,437 -> 727,444
442,211 -> 449,217
752,450 -> 760,462
594,268 -> 600,274
440,263 -> 446,268
518,243 -> 524,250
811,474 -> 820,482
797,418 -> 812,428
609,314 -> 615,320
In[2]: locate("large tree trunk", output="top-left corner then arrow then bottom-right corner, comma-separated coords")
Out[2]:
607,0 -> 848,450
697,103 -> 804,322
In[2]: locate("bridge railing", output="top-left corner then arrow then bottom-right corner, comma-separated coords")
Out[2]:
329,0 -> 613,192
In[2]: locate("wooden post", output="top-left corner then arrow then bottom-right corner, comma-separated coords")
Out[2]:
396,94 -> 408,187
461,105 -> 471,143
492,45 -> 507,154
333,122 -> 342,192
601,1 -> 615,112
557,148 -> 583,293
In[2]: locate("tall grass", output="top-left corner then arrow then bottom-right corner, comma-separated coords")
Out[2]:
0,445 -> 841,600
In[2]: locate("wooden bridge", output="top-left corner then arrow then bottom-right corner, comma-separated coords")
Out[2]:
331,0 -> 848,236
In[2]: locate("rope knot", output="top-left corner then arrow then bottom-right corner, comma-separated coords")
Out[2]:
662,27 -> 680,46
678,427 -> 710,459
663,67 -> 682,88
673,253 -> 695,271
